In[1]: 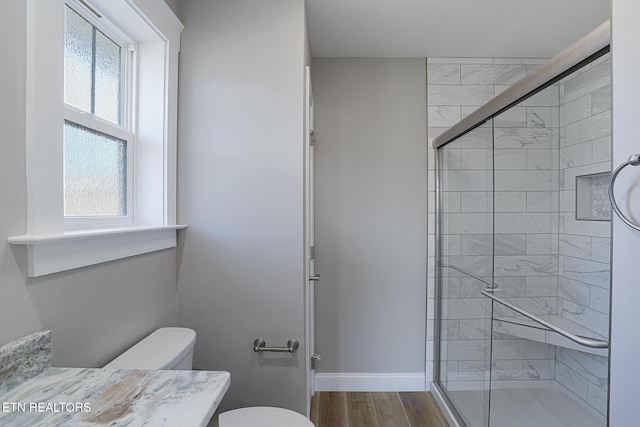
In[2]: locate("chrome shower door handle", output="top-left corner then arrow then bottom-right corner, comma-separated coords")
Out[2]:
309,274 -> 320,281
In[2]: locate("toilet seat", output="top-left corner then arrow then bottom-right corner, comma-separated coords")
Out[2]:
219,406 -> 314,427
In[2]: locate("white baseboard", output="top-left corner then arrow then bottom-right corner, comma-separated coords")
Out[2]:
314,373 -> 426,392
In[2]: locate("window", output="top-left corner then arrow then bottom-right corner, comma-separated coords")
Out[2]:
63,3 -> 133,223
9,0 -> 184,277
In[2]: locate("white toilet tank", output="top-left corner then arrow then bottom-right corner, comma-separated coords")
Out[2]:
104,327 -> 196,370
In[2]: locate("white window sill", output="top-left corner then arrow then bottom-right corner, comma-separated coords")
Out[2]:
8,225 -> 187,277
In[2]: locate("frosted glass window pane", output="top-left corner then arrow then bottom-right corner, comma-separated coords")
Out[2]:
64,121 -> 127,217
95,31 -> 121,124
64,6 -> 93,113
63,5 -> 122,125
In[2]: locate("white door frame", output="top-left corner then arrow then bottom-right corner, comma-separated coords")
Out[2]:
304,65 -> 317,415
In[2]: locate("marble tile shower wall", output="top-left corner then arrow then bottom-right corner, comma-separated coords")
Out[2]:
491,83 -> 560,318
438,125 -> 494,387
428,57 -> 557,384
488,80 -> 561,385
555,54 -> 611,418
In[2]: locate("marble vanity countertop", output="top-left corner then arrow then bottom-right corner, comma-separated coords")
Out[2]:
0,367 -> 230,427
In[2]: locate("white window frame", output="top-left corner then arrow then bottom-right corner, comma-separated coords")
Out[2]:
63,1 -> 135,228
63,107 -> 135,227
9,0 -> 185,277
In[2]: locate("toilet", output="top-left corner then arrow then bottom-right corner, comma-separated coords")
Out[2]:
104,327 -> 196,370
105,327 -> 313,426
219,407 -> 313,427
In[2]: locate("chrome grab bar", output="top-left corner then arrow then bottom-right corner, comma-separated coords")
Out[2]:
609,154 -> 640,232
442,264 -> 498,289
481,290 -> 609,349
253,338 -> 299,353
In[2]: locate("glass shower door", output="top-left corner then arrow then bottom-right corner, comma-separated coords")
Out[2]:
487,53 -> 611,427
436,121 -> 494,427
433,29 -> 612,427
486,89 -> 564,426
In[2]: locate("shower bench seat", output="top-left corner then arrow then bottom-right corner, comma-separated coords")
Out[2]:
493,315 -> 608,357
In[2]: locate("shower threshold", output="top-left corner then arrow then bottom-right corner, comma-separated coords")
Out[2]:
447,381 -> 606,427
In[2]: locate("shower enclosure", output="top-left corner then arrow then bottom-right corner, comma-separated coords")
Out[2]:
433,22 -> 611,427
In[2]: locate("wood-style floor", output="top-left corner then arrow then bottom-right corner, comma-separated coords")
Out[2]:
310,392 -> 448,427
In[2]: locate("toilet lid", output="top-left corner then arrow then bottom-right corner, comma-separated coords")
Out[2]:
219,407 -> 314,427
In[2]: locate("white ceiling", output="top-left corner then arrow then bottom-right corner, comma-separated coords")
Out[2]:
306,0 -> 610,58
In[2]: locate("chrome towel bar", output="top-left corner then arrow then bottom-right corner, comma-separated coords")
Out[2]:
609,154 -> 640,232
253,338 -> 299,353
481,290 -> 609,349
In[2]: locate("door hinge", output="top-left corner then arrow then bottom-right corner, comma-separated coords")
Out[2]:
310,245 -> 315,260
311,353 -> 321,369
310,129 -> 318,146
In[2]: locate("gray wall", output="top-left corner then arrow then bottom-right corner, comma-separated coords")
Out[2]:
312,58 -> 427,374
176,0 -> 308,414
164,0 -> 179,16
0,0 -> 178,367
